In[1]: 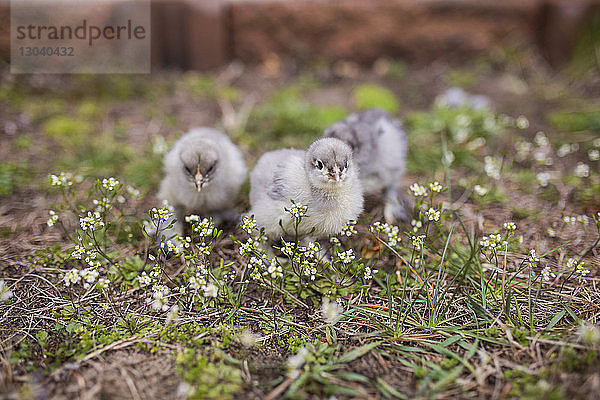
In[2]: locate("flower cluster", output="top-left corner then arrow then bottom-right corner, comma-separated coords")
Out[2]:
185,215 -> 215,237
429,181 -> 444,193
526,249 -> 539,269
566,258 -> 590,277
64,268 -> 81,286
574,162 -> 590,178
79,211 -> 105,231
411,219 -> 423,233
363,265 -> 378,280
239,238 -> 260,256
80,268 -> 99,289
93,197 -> 112,213
479,233 -> 505,251
241,215 -> 257,235
126,185 -> 141,199
541,265 -> 555,281
337,249 -> 355,264
563,215 -> 589,225
148,284 -> 170,311
49,172 -> 73,187
370,222 -> 401,247
484,156 -> 501,180
409,183 -> 428,197
503,222 -> 517,232
287,202 -> 308,219
340,220 -> 357,237
101,177 -> 120,191
150,203 -> 174,224
160,240 -> 182,256
411,235 -> 425,251
47,210 -> 59,227
426,207 -> 441,222
247,256 -> 283,280
474,185 -> 488,196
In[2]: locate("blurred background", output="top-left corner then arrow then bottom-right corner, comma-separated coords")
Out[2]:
1,0 -> 599,209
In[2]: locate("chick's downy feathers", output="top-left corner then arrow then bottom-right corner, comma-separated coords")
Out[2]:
249,137 -> 363,241
156,127 -> 246,239
324,108 -> 410,222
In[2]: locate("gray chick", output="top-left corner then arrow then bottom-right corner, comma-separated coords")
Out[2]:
249,138 -> 363,241
324,108 -> 410,223
155,127 -> 247,241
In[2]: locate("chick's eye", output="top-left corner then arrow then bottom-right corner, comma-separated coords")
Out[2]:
344,161 -> 349,170
207,164 -> 215,174
315,160 -> 324,170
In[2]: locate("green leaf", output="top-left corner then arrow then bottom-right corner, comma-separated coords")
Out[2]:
375,377 -> 409,399
545,309 -> 566,331
336,341 -> 381,364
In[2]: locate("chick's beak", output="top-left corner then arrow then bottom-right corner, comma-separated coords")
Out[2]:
330,163 -> 341,182
194,165 -> 204,191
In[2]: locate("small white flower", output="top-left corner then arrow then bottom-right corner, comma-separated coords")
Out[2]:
96,277 -> 110,290
526,249 -> 539,268
503,222 -> 517,232
593,138 -> 600,147
484,156 -> 501,180
411,235 -> 425,251
321,298 -> 343,324
363,265 -> 378,280
534,131 -> 549,147
577,323 -> 600,346
536,172 -> 551,187
574,162 -> 590,178
137,272 -> 152,285
563,215 -> 577,225
515,141 -> 532,162
287,202 -> 308,219
474,185 -> 488,196
203,283 -> 218,298
541,266 -> 555,281
150,204 -> 174,224
80,268 -> 99,289
287,347 -> 309,371
337,249 -> 355,264
265,259 -> 283,279
340,220 -> 357,237
64,268 -> 81,286
426,207 -> 441,222
557,144 -> 571,158
429,181 -> 443,193
126,185 -> 141,198
0,279 -> 13,302
49,172 -> 73,187
165,304 -> 180,324
409,183 -> 428,197
47,210 -> 59,227
101,177 -> 120,191
241,215 -> 257,234
515,115 -> 529,129
589,149 -> 600,161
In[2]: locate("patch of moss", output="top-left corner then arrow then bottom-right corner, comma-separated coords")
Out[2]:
0,162 -> 31,196
546,108 -> 600,133
353,83 -> 400,114
176,349 -> 243,399
246,85 -> 347,151
43,115 -> 93,148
